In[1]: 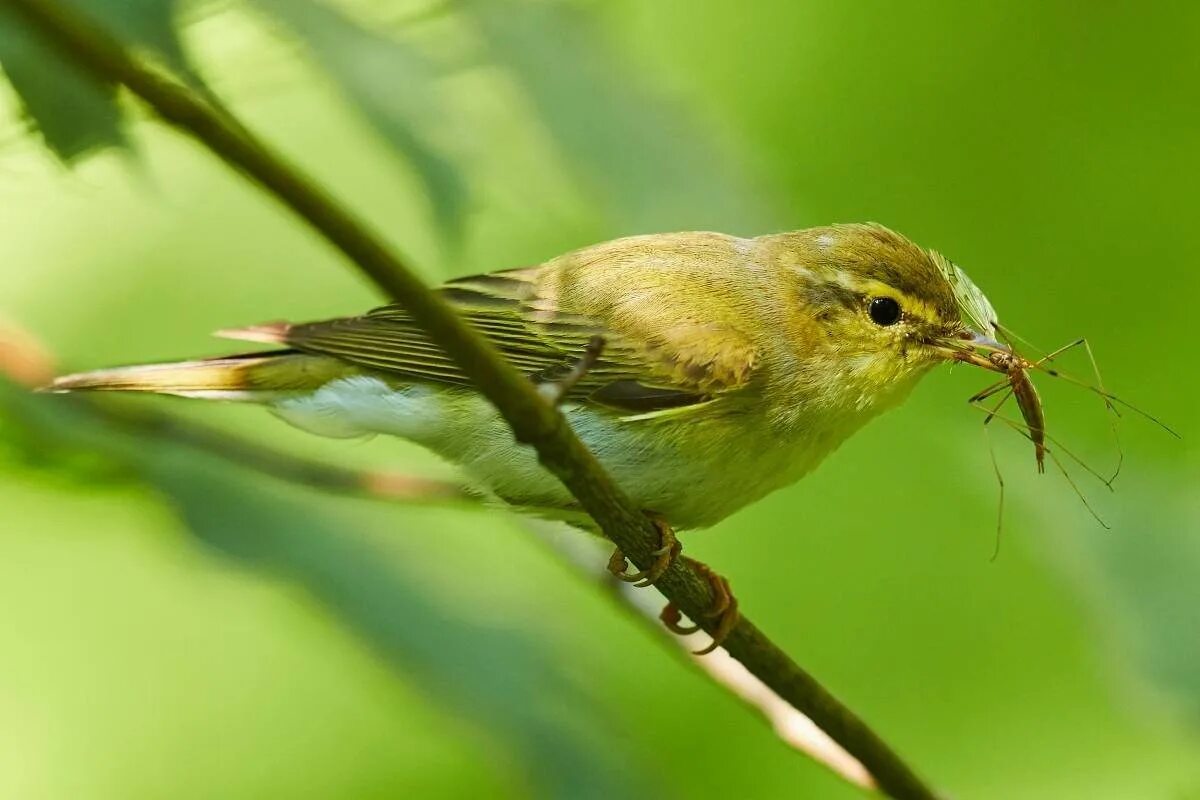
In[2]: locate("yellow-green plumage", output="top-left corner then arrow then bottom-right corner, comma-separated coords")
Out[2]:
50,224 -> 997,529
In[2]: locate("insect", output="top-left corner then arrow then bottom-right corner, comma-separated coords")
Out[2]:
965,333 -> 1110,474
956,329 -> 1179,555
978,348 -> 1048,473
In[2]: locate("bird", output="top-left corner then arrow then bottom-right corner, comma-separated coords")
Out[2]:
48,222 -> 1004,650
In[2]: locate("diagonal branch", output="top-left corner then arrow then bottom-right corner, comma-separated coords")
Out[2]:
1,2 -> 940,797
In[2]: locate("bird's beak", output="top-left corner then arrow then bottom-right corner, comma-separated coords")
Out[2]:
927,328 -> 1007,373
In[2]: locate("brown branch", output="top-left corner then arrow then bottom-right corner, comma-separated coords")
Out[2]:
1,3 -> 941,797
533,527 -> 881,791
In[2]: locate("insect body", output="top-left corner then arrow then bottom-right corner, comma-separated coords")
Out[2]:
962,342 -> 1049,474
983,350 -> 1045,473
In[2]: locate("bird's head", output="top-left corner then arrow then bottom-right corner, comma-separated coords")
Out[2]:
763,223 -> 1004,415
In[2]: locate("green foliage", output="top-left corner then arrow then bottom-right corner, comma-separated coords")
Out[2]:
467,0 -> 778,233
0,6 -> 126,160
79,0 -> 191,73
151,463 -> 646,800
252,0 -> 468,244
0,0 -> 195,160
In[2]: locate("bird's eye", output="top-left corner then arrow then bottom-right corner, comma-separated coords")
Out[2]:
868,297 -> 902,326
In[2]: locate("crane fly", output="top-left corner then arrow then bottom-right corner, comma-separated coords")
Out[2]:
947,327 -> 1179,555
975,348 -> 1048,473
966,333 -> 1111,474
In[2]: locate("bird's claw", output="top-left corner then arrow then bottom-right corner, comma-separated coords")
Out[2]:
660,559 -> 739,655
606,513 -> 680,586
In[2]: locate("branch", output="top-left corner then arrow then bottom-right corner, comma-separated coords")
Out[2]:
534,528 -> 881,791
2,3 -> 940,798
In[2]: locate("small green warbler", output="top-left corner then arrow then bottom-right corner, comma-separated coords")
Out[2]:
51,223 -> 1007,640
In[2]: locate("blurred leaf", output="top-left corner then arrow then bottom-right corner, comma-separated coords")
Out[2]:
0,379 -> 651,799
64,0 -> 194,77
0,378 -> 138,482
0,0 -> 198,162
252,0 -> 468,243
0,8 -> 126,161
152,462 -> 648,800
467,0 -> 778,233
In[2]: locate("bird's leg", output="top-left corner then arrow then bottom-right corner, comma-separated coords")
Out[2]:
660,557 -> 740,655
606,512 -> 681,587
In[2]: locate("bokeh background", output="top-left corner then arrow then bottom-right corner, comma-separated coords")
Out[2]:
1,1 -> 1198,798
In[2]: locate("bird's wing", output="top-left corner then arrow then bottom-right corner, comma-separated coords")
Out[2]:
220,267 -> 758,415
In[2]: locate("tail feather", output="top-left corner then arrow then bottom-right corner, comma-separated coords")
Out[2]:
214,322 -> 292,345
46,352 -> 345,400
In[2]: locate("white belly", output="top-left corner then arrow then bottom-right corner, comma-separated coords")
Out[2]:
271,376 -> 850,529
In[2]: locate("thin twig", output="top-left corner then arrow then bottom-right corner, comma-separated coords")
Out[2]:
1,4 -> 941,797
539,334 -> 606,405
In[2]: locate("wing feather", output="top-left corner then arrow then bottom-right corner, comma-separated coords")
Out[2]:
228,262 -> 757,414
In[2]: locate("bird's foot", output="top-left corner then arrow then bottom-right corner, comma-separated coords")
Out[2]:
660,558 -> 739,655
606,512 -> 681,587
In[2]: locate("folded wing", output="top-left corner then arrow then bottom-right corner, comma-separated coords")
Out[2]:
221,267 -> 757,415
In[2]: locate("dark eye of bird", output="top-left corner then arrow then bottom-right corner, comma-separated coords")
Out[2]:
868,296 -> 902,326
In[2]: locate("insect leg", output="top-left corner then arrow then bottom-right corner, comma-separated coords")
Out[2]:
1020,340 -> 1178,438
969,379 -> 1012,405
1015,337 -> 1123,480
1044,449 -> 1110,530
979,407 -> 1111,529
968,403 -> 1114,490
983,424 -> 1005,561
969,384 -> 1016,426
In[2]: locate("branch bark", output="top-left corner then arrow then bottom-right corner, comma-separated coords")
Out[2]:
2,2 -> 941,797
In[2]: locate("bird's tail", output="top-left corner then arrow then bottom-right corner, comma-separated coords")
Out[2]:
45,351 -> 346,400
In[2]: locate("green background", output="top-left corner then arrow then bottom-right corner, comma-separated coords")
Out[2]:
0,2 -> 1197,798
